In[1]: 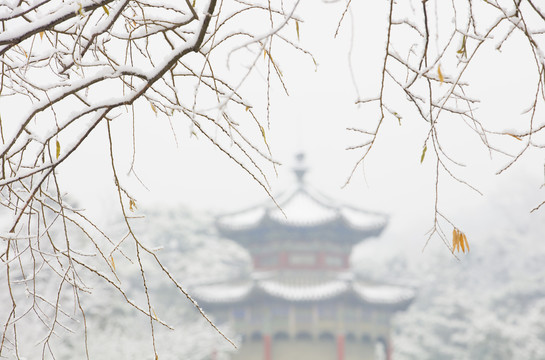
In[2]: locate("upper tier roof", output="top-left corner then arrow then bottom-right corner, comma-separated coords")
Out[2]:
218,185 -> 387,230
216,155 -> 388,245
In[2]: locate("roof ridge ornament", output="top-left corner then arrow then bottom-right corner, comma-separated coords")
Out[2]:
293,152 -> 307,185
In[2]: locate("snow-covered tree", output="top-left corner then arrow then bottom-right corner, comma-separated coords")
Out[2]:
341,0 -> 545,248
0,0 -> 299,357
388,223 -> 545,359
0,206 -> 246,359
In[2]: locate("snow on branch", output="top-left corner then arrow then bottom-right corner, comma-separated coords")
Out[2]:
344,0 -> 545,249
0,0 -> 305,357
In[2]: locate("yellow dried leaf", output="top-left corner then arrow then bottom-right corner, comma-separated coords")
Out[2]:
263,50 -> 283,77
192,0 -> 196,6
438,65 -> 444,84
102,5 -> 109,15
39,31 -> 44,40
150,102 -> 157,114
152,308 -> 158,321
508,134 -> 522,141
393,111 -> 402,125
295,20 -> 300,41
77,3 -> 83,16
129,199 -> 137,212
245,105 -> 250,111
259,125 -> 268,146
452,228 -> 469,254
452,229 -> 459,253
56,140 -> 60,159
457,35 -> 467,58
110,255 -> 116,271
420,145 -> 427,163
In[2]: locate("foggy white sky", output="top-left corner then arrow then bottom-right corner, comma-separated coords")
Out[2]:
47,0 -> 545,260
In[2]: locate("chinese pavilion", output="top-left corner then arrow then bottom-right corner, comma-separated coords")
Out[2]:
193,154 -> 414,360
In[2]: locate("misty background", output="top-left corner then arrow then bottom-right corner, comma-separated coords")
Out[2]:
1,0 -> 545,359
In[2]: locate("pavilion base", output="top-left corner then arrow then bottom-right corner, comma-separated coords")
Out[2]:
230,338 -> 382,360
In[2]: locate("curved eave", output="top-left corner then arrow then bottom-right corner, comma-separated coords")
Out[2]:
215,183 -> 388,236
216,215 -> 387,248
190,282 -> 254,304
194,280 -> 415,311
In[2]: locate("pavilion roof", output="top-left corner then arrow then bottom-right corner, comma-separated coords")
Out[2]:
191,275 -> 415,308
216,181 -> 388,243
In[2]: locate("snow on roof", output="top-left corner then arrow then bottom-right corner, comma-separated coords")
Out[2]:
340,207 -> 387,230
258,279 -> 349,301
193,276 -> 415,305
217,182 -> 386,231
217,206 -> 266,230
190,281 -> 254,303
353,283 -> 416,304
267,189 -> 340,225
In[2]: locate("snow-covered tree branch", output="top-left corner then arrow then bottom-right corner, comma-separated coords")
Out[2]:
343,0 -> 545,250
0,0 -> 304,357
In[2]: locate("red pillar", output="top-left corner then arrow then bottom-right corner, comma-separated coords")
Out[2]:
264,334 -> 272,360
386,336 -> 393,360
336,334 -> 345,360
279,252 -> 288,268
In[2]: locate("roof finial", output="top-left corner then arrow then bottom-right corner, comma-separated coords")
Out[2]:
293,152 -> 307,184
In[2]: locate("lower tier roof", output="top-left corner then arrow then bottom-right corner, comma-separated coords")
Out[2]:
191,276 -> 415,309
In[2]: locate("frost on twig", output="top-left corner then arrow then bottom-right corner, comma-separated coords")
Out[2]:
344,0 -> 545,248
0,0 -> 307,357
